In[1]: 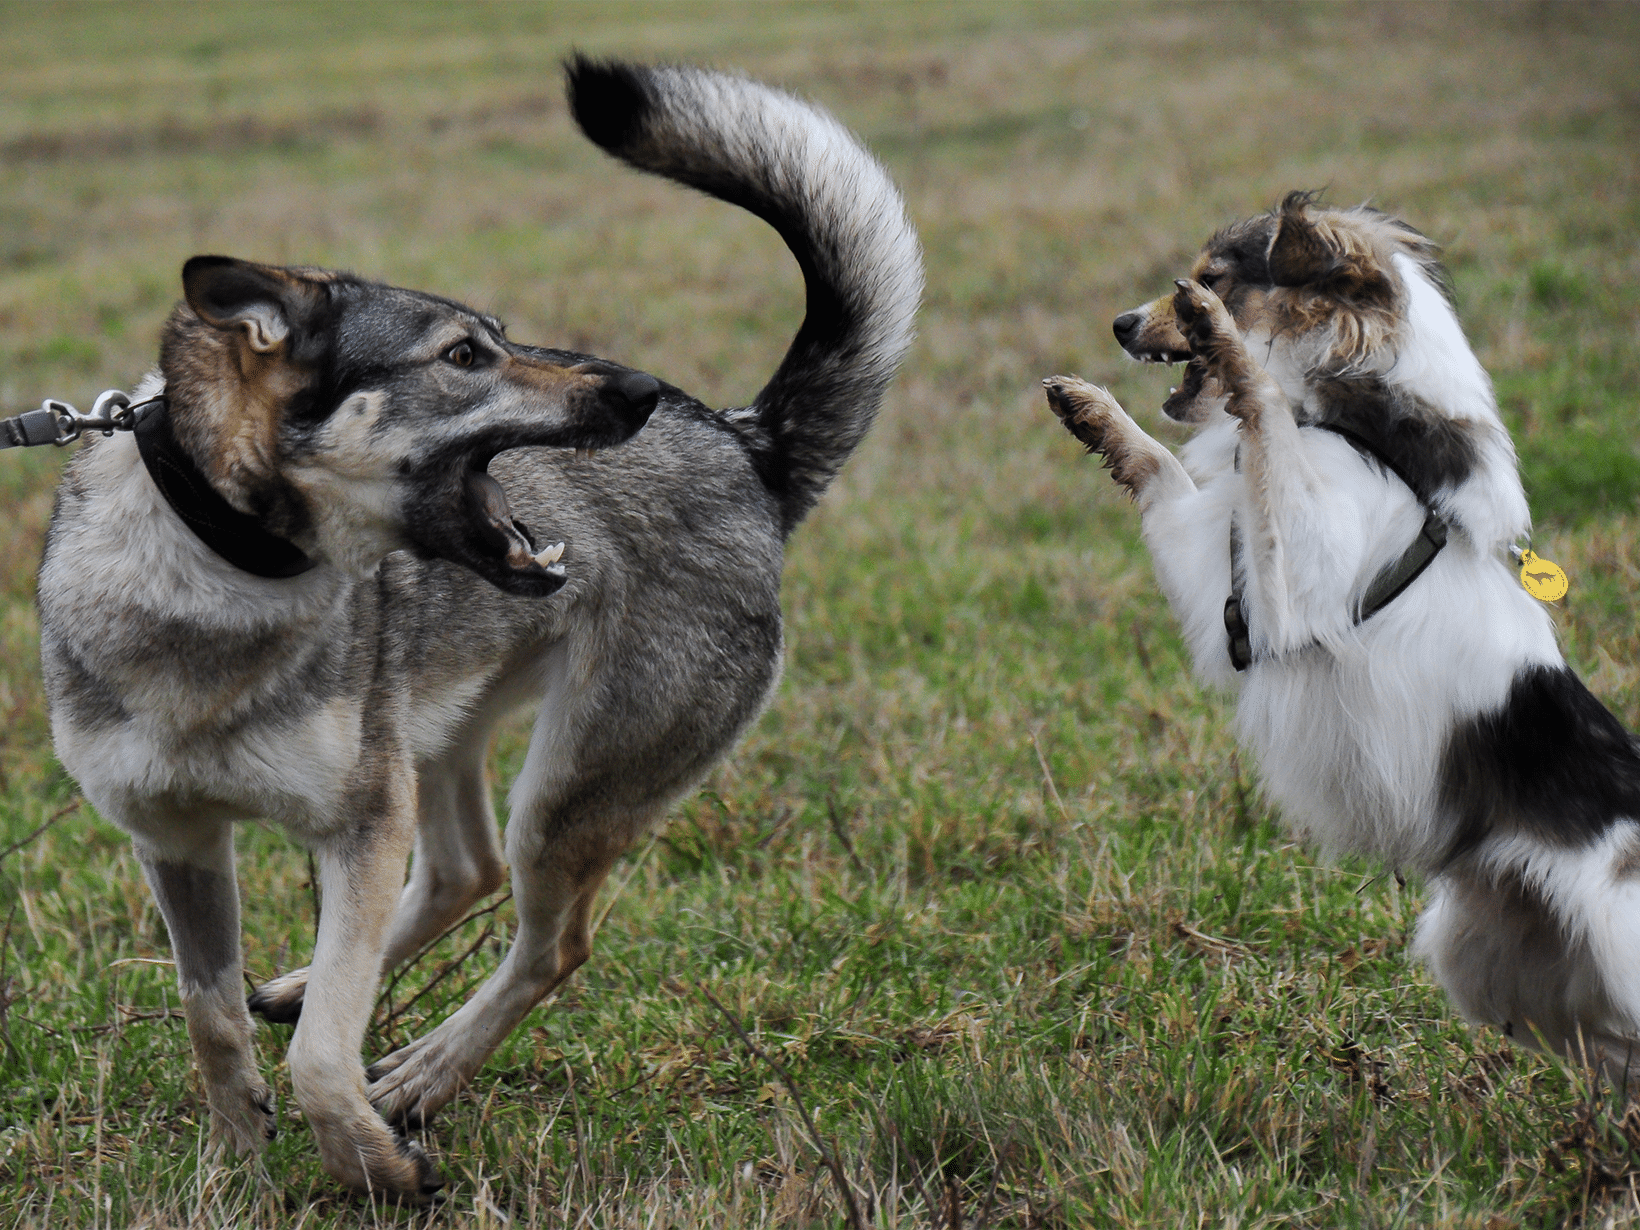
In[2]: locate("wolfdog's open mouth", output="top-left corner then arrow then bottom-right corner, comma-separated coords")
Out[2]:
464,467 -> 566,580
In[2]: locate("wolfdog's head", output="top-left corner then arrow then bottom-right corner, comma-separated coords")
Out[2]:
156,257 -> 659,594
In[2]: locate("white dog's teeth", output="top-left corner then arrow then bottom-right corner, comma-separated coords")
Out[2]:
533,542 -> 564,567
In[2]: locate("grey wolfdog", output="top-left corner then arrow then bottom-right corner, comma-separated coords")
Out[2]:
37,58 -> 921,1199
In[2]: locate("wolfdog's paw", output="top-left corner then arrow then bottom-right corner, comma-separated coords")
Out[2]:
208,1078 -> 278,1155
366,1037 -> 469,1130
1042,377 -> 1159,498
317,1119 -> 445,1205
247,967 -> 308,1024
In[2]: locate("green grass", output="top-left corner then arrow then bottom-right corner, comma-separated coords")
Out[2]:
3,2 -> 1640,1225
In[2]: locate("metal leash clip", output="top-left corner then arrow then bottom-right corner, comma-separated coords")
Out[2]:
0,390 -> 161,449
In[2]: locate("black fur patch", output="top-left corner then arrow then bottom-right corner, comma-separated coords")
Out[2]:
565,56 -> 654,155
1304,377 -> 1479,503
1440,665 -> 1640,861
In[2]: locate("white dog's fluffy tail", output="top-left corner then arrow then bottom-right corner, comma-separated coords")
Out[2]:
567,57 -> 923,536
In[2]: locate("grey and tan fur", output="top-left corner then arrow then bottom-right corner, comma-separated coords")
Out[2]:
38,59 -> 921,1200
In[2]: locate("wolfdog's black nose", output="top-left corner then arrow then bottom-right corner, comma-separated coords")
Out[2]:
607,371 -> 660,425
1112,312 -> 1141,347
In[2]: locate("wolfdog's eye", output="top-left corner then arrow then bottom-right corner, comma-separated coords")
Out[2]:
445,341 -> 475,368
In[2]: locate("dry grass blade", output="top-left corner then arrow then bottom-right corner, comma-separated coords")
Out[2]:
696,980 -> 867,1230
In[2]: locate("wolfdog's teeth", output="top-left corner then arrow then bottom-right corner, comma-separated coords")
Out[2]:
575,448 -> 593,462
533,542 -> 564,567
1169,387 -> 1178,395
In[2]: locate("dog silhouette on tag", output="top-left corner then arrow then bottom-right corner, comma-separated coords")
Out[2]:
1519,549 -> 1569,602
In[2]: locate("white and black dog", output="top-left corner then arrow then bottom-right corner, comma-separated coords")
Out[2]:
35,60 -> 920,1199
1044,192 -> 1640,1079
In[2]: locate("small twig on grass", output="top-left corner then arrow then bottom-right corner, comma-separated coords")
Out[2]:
0,901 -> 18,1062
14,1005 -> 188,1038
971,1138 -> 1007,1230
305,849 -> 320,940
827,796 -> 867,877
591,834 -> 660,941
756,805 -> 796,850
376,891 -> 513,1017
1131,621 -> 1154,680
379,922 -> 496,1036
0,797 -> 83,864
1228,750 -> 1252,831
885,1119 -> 940,1228
1029,730 -> 1070,825
695,980 -> 866,1230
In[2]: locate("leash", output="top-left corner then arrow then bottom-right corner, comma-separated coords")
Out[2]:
2,388 -> 316,579
1224,421 -> 1450,672
0,389 -> 164,449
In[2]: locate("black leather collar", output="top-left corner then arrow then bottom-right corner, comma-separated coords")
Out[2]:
134,402 -> 316,579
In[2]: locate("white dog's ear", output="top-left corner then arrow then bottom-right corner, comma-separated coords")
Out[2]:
1267,192 -> 1335,287
182,256 -> 324,354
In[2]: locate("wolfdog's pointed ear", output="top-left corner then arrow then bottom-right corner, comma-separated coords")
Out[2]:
1266,191 -> 1334,287
182,257 -> 325,355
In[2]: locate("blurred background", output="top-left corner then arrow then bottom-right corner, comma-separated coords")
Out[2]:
1,4 -> 1638,1226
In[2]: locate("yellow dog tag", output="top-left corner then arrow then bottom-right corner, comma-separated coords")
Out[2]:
1519,548 -> 1569,602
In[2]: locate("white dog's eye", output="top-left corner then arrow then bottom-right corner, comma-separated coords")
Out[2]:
445,341 -> 475,368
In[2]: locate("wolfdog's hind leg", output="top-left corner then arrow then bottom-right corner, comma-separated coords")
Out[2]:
137,821 -> 276,1154
365,797 -> 648,1128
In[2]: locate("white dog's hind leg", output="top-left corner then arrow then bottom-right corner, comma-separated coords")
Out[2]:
1417,856 -> 1640,1087
136,820 -> 276,1156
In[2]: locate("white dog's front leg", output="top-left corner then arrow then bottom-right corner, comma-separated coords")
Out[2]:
1044,377 -> 1241,682
1172,281 -> 1355,657
1043,377 -> 1195,513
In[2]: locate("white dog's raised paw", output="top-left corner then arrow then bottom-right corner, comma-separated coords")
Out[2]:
1043,376 -> 1123,449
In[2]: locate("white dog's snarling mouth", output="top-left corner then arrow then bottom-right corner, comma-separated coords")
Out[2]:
1160,358 -> 1210,421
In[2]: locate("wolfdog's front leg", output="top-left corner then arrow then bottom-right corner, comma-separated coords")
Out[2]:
1042,377 -> 1195,512
287,769 -> 442,1201
136,821 -> 275,1156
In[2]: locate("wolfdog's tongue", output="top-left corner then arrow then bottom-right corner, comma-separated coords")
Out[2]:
464,470 -> 565,574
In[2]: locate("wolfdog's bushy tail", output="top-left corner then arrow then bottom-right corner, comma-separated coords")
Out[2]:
567,57 -> 923,537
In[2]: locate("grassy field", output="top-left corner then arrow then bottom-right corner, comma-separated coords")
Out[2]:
2,2 -> 1639,1225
